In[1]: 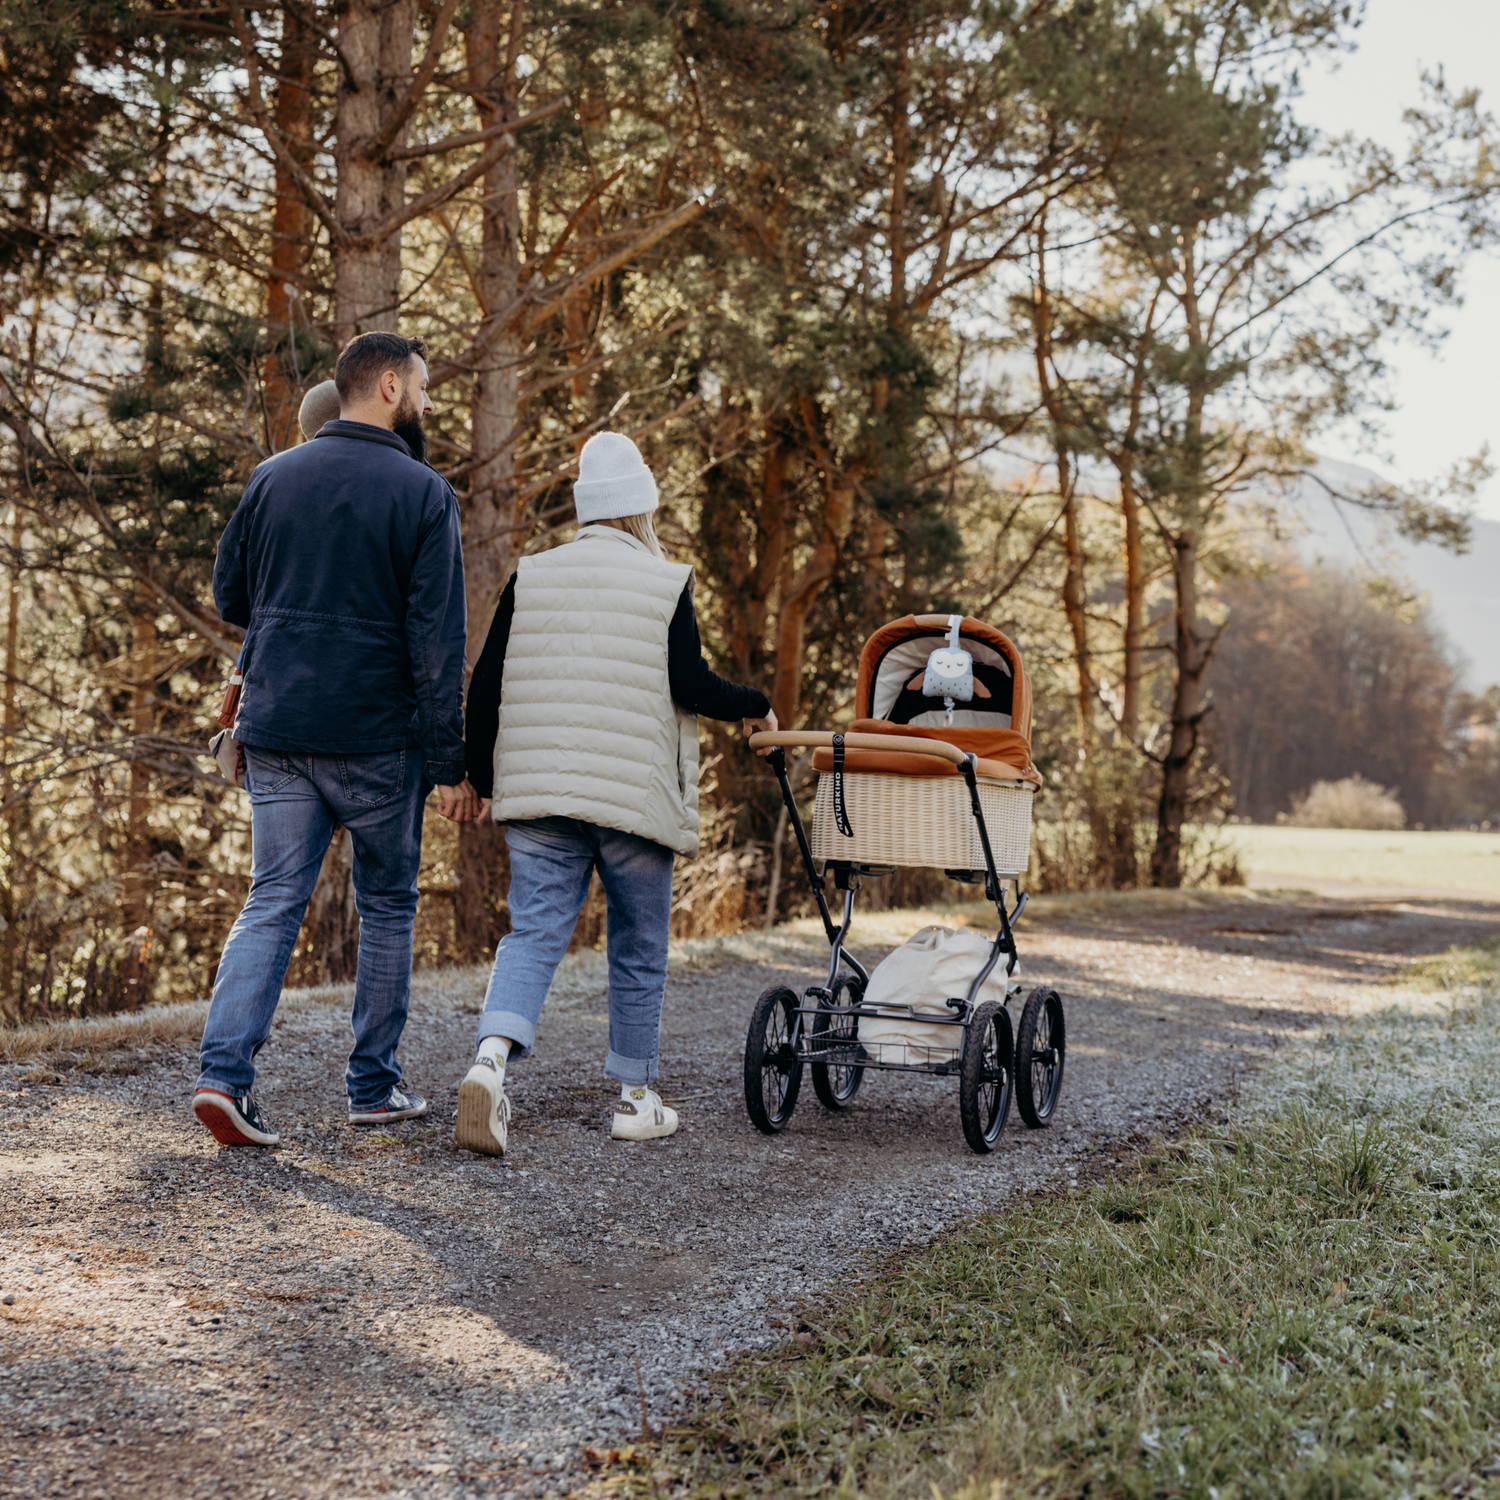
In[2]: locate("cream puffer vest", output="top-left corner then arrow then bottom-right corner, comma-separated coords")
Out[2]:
491,525 -> 701,857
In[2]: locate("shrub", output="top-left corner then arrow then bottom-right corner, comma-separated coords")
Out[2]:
1283,774 -> 1405,829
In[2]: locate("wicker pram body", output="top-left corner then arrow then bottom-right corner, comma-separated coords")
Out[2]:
806,615 -> 1040,877
808,770 -> 1033,875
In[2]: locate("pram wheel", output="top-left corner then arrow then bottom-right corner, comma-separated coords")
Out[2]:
959,1000 -> 1014,1154
810,975 -> 865,1110
744,985 -> 803,1134
1015,986 -> 1066,1127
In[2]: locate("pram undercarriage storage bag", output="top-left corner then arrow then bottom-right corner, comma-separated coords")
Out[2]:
857,925 -> 1014,1065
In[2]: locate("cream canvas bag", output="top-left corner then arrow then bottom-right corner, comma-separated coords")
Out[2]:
858,925 -> 1010,1064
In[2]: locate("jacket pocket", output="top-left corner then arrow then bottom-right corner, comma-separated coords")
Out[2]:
337,749 -> 407,808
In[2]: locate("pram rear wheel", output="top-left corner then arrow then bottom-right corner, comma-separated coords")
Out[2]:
1015,986 -> 1065,1127
744,985 -> 803,1134
959,1000 -> 1014,1154
810,975 -> 865,1110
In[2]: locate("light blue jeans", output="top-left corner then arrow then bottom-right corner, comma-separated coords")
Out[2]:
197,745 -> 428,1110
478,818 -> 676,1084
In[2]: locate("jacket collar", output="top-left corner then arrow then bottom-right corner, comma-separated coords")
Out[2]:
317,419 -> 415,460
575,523 -> 652,554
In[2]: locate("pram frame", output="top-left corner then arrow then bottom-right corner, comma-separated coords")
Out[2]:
742,730 -> 1053,1151
755,733 -> 1027,1062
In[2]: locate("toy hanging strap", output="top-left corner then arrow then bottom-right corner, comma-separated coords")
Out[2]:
831,733 -> 854,837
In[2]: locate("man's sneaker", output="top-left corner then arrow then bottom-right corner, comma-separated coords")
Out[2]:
455,1056 -> 511,1156
611,1086 -> 679,1142
193,1089 -> 280,1147
348,1088 -> 428,1126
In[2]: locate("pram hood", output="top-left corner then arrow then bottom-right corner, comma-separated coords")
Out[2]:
813,614 -> 1039,785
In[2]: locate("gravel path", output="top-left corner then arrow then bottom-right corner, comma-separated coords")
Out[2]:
4,890 -> 1497,1500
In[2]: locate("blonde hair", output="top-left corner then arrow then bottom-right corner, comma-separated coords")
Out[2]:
601,511 -> 666,559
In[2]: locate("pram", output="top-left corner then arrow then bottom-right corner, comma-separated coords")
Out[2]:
743,613 -> 1065,1153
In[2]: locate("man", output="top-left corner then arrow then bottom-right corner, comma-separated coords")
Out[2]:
193,332 -> 479,1148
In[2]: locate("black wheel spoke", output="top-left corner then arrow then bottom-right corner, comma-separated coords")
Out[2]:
1015,987 -> 1066,1129
744,985 -> 802,1134
811,975 -> 866,1112
959,1001 -> 1013,1154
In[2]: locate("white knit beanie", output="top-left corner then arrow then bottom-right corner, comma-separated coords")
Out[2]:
573,432 -> 659,522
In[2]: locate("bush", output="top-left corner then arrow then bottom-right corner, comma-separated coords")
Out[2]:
1283,774 -> 1405,829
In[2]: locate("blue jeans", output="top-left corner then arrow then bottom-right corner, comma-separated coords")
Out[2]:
197,745 -> 428,1110
478,818 -> 675,1084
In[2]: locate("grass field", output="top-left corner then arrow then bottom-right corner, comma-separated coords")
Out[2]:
1226,825 -> 1500,895
611,944 -> 1500,1500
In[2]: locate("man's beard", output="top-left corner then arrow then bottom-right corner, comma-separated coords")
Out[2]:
393,391 -> 428,464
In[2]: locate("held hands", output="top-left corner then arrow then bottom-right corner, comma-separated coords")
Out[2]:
434,778 -> 486,823
742,707 -> 779,757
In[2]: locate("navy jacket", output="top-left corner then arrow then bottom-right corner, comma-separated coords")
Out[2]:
214,420 -> 467,785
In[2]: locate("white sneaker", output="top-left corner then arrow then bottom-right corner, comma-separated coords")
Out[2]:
455,1056 -> 511,1156
610,1086 -> 679,1142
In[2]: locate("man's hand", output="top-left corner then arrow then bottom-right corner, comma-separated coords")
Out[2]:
742,708 -> 779,757
435,779 -> 482,822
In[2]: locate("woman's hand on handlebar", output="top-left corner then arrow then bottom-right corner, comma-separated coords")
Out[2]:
742,708 -> 778,756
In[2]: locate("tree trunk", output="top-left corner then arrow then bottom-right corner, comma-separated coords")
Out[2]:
0,505 -> 22,1015
1150,528 -> 1211,888
454,0 -> 525,966
771,401 -> 859,728
264,6 -> 313,450
1092,462 -> 1145,888
334,0 -> 413,341
301,0 -> 416,981
1151,234 -> 1214,889
122,600 -> 156,1009
887,28 -> 911,335
1118,471 -> 1144,742
1059,478 -> 1091,743
461,0 -> 523,651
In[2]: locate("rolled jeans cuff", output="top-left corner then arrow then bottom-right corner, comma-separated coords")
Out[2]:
605,1047 -> 657,1086
193,1076 -> 243,1099
477,1009 -> 536,1059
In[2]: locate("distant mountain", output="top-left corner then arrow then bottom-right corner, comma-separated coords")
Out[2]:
1281,458 -> 1500,690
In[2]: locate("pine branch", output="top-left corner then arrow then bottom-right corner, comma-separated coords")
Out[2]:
386,94 -> 570,162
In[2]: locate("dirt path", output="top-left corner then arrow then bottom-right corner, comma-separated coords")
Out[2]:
4,891 -> 1497,1500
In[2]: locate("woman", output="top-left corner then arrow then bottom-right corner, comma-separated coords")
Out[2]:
456,432 -> 776,1155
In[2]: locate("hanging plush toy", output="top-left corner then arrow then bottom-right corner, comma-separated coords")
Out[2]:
921,614 -> 974,725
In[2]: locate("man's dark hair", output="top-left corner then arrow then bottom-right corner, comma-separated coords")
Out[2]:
335,332 -> 428,404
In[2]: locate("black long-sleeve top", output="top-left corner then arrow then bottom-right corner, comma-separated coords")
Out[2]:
464,573 -> 771,796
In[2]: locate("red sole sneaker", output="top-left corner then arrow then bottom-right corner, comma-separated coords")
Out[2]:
193,1090 -> 278,1146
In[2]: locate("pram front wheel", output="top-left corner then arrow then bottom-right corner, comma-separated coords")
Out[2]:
959,1000 -> 1014,1154
1015,986 -> 1066,1127
744,985 -> 803,1134
810,975 -> 865,1110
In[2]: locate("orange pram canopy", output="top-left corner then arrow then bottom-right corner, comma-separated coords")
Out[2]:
811,614 -> 1040,785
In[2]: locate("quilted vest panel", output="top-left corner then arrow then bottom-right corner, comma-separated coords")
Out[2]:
492,525 -> 700,857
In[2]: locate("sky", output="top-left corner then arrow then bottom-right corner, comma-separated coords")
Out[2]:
1297,0 -> 1500,521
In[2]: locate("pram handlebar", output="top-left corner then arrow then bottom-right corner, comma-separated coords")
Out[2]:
747,730 -> 967,766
